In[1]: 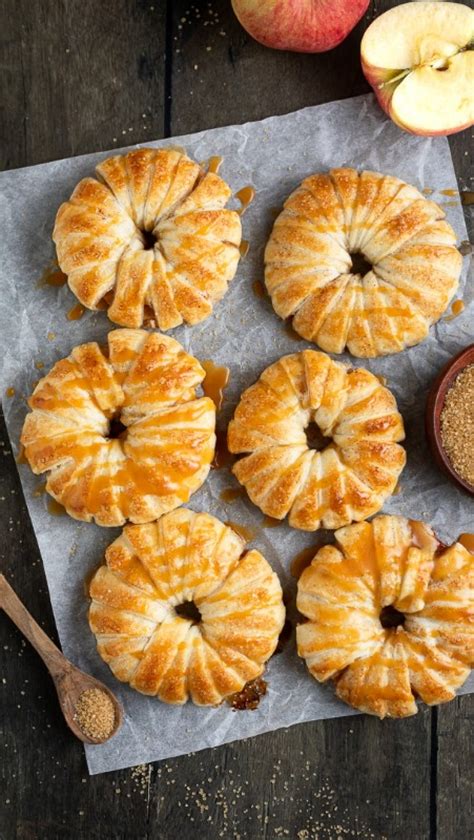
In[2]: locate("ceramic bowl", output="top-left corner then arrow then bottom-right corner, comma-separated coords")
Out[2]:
425,344 -> 474,496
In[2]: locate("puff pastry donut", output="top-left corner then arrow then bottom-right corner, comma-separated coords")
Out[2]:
88,509 -> 285,705
227,350 -> 405,530
265,168 -> 462,356
53,148 -> 242,329
297,515 -> 474,718
20,329 -> 215,526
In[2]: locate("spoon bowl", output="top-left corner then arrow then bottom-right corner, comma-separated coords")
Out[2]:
54,665 -> 123,745
0,573 -> 123,744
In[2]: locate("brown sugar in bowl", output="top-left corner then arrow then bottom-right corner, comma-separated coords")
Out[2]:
425,344 -> 474,496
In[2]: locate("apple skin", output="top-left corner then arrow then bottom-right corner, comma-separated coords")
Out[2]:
361,58 -> 474,137
231,0 -> 370,53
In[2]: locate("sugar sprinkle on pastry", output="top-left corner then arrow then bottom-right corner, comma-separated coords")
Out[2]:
228,350 -> 406,531
53,148 -> 242,330
20,329 -> 216,526
297,514 -> 474,718
88,509 -> 285,706
265,168 -> 462,357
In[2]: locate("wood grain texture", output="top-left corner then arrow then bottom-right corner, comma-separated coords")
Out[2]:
0,1 -> 472,838
437,697 -> 474,840
0,0 -> 166,168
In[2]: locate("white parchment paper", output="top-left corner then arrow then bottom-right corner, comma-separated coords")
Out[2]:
0,95 -> 472,775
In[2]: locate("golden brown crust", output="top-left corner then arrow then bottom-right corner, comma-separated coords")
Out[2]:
296,515 -> 474,718
53,149 -> 242,329
265,168 -> 462,357
227,351 -> 405,530
88,509 -> 285,705
20,329 -> 216,526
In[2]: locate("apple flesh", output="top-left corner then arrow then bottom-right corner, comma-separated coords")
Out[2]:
361,2 -> 474,136
231,0 -> 370,53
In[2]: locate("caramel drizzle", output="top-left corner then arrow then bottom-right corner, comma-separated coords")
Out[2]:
16,445 -> 27,464
24,414 -> 213,519
444,300 -> 465,322
67,304 -> 86,321
201,360 -> 230,412
284,321 -> 301,341
212,428 -> 233,470
291,546 -> 318,579
47,498 -> 66,516
71,455 -> 196,518
262,515 -> 282,529
207,155 -> 223,175
225,521 -> 256,543
220,487 -> 245,503
239,240 -> 249,259
33,482 -> 47,498
37,261 -> 67,289
228,677 -> 267,710
252,280 -> 266,299
235,186 -> 255,216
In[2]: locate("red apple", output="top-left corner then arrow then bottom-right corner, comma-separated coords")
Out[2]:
231,0 -> 370,53
361,2 -> 474,136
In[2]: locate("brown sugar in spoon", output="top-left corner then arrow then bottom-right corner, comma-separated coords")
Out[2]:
0,574 -> 123,744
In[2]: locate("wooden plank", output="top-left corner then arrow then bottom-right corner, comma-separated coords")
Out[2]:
150,711 -> 432,839
167,0 -> 371,136
0,2 -> 167,837
437,697 -> 474,839
0,0 -> 166,170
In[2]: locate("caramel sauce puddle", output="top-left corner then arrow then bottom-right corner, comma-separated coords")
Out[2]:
208,155 -> 223,174
252,279 -> 266,299
37,261 -> 67,289
67,304 -> 86,321
290,546 -> 318,579
444,300 -> 465,322
225,521 -> 256,543
220,487 -> 245,504
235,186 -> 255,216
201,361 -> 230,412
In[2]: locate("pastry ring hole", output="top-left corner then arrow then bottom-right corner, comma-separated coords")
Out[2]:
107,415 -> 127,441
349,251 -> 372,276
379,605 -> 405,630
141,229 -> 157,251
305,421 -> 332,452
175,600 -> 202,625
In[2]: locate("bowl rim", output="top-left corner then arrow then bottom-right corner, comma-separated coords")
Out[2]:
425,343 -> 474,496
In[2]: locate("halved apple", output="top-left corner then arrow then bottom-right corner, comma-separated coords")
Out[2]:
361,2 -> 474,136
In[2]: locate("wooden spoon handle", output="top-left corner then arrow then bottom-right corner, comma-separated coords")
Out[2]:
0,574 -> 67,677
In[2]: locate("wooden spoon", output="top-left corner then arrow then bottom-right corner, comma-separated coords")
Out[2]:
0,574 -> 123,744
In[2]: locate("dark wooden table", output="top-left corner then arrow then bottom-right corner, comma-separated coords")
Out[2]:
1,2 -> 472,838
